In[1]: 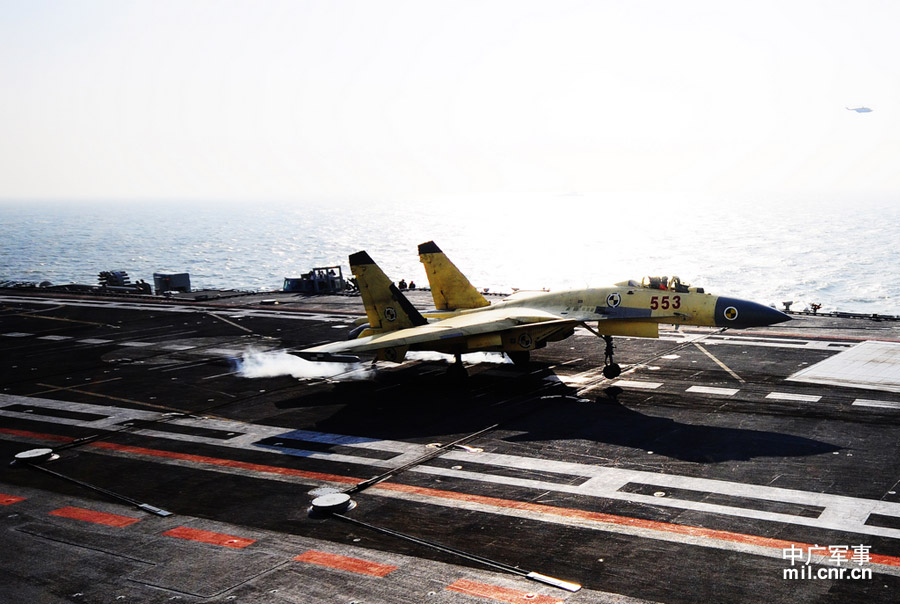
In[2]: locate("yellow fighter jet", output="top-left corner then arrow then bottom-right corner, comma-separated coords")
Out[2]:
302,242 -> 790,377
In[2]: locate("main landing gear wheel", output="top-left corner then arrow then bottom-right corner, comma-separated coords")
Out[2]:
602,335 -> 621,379
507,351 -> 530,368
447,353 -> 469,379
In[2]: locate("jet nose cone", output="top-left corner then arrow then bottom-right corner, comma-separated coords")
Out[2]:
715,297 -> 791,328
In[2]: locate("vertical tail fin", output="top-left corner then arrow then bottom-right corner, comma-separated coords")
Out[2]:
349,251 -> 426,333
418,241 -> 489,311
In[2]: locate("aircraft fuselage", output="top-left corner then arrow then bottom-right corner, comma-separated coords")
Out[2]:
424,282 -> 788,354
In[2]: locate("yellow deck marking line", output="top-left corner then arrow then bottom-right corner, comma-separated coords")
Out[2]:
33,382 -> 190,414
31,378 -> 123,395
205,312 -> 255,335
8,310 -> 115,328
694,343 -> 746,383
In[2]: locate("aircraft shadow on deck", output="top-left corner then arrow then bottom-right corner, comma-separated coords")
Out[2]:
278,361 -> 840,464
501,399 -> 841,463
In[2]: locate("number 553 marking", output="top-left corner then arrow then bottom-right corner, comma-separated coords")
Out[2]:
650,295 -> 681,310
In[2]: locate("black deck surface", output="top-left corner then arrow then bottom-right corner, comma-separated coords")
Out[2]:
2,289 -> 899,603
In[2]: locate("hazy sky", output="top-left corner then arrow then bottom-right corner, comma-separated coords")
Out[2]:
2,0 -> 898,204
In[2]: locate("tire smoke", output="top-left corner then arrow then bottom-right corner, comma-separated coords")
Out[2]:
235,349 -> 375,381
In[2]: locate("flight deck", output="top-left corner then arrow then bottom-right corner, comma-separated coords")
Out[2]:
2,288 -> 899,603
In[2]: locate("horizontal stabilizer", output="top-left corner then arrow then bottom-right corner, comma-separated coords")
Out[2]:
295,351 -> 362,363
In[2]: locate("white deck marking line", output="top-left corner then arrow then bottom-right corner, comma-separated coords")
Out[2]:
853,399 -> 900,410
686,385 -> 740,396
0,294 -> 354,323
205,348 -> 243,357
202,371 -> 240,380
5,394 -> 900,544
766,392 -> 823,403
556,373 -> 601,385
659,335 -> 848,351
365,486 -> 900,578
6,327 -> 248,361
2,332 -> 32,337
28,430 -> 895,578
614,380 -> 662,389
788,340 -> 900,394
556,357 -> 584,366
160,361 -> 217,373
694,343 -> 745,383
23,430 -> 892,578
560,366 -> 609,392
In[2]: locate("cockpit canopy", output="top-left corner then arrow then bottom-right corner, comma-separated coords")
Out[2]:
614,276 -> 703,294
644,276 -> 697,293
643,276 -> 677,291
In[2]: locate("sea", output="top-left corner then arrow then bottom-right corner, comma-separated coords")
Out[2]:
2,193 -> 899,316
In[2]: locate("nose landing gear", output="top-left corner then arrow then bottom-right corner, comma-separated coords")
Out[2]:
602,335 -> 621,379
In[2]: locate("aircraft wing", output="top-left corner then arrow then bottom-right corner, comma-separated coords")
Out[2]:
302,306 -> 572,356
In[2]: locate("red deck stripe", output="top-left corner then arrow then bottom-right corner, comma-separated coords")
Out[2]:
49,506 -> 140,527
376,481 -> 900,567
90,440 -> 360,485
162,526 -> 255,548
294,550 -> 397,577
447,579 -> 563,604
5,426 -> 900,569
2,428 -> 74,443
0,493 -> 26,505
